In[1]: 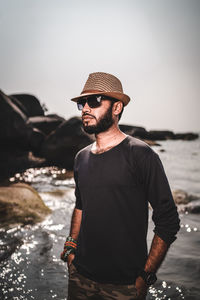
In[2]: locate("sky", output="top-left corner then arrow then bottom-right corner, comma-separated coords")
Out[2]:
0,0 -> 200,132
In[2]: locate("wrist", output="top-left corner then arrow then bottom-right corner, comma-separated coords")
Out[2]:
138,270 -> 157,286
65,236 -> 78,245
61,236 -> 77,262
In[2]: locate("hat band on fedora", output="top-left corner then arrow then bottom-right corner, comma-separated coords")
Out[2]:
81,89 -> 103,95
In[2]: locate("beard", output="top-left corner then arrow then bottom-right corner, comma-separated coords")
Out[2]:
82,103 -> 114,134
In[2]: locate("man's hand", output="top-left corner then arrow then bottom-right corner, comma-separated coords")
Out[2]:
67,253 -> 75,268
60,249 -> 67,262
135,276 -> 148,300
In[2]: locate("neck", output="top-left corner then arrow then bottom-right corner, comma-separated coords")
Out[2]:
94,123 -> 127,150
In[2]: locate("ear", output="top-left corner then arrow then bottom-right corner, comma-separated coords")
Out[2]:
113,101 -> 123,116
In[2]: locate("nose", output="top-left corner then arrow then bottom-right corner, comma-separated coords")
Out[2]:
82,101 -> 91,113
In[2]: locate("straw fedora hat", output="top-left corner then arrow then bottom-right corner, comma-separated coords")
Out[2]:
71,72 -> 130,106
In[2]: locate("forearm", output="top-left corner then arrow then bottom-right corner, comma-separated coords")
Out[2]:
144,234 -> 168,273
69,208 -> 82,240
135,234 -> 169,298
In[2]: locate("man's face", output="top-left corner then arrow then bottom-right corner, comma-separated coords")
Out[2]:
81,99 -> 114,134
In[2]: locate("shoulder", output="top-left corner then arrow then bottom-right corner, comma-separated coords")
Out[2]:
74,142 -> 93,162
124,135 -> 155,160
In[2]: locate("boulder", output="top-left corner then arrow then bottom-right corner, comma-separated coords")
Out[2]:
0,183 -> 51,228
40,117 -> 93,169
9,95 -> 29,116
27,114 -> 65,135
173,190 -> 190,205
0,90 -> 45,149
0,90 -> 30,146
173,189 -> 199,205
0,90 -> 46,180
46,113 -> 65,119
10,93 -> 45,117
28,127 -> 46,154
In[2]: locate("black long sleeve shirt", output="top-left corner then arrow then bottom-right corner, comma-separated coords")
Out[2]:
73,135 -> 180,284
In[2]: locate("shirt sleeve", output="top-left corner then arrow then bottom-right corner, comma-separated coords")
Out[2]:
142,150 -> 180,245
74,162 -> 82,210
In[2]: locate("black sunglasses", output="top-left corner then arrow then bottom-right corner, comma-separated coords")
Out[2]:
77,95 -> 118,111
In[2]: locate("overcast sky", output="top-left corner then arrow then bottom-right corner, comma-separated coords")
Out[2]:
0,0 -> 199,132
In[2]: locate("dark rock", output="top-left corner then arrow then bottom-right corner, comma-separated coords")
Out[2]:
0,90 -> 31,148
27,115 -> 65,135
10,93 -> 44,117
10,95 -> 29,116
119,124 -> 146,135
120,125 -> 156,140
40,117 -> 93,169
119,125 -> 175,141
148,130 -> 175,141
133,130 -> 150,139
0,89 -> 45,147
28,128 -> 46,154
120,124 -> 199,141
174,132 -> 199,141
0,90 -> 46,180
46,113 -> 65,119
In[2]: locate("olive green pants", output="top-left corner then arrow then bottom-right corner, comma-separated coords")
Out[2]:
68,263 -> 145,300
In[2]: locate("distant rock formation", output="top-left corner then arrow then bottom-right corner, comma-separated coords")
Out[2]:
119,125 -> 199,141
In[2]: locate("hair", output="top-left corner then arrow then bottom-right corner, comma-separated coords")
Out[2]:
118,104 -> 124,121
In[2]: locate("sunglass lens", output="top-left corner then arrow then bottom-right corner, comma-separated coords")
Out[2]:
77,99 -> 86,110
77,96 -> 102,110
87,96 -> 102,108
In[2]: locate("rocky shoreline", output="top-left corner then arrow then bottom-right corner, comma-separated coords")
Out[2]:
0,90 -> 198,182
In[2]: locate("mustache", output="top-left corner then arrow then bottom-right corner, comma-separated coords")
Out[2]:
82,113 -> 96,119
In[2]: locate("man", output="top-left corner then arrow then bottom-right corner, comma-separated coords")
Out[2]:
61,72 -> 180,300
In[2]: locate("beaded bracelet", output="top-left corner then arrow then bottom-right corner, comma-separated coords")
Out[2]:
64,241 -> 77,250
61,236 -> 78,262
66,236 -> 77,243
